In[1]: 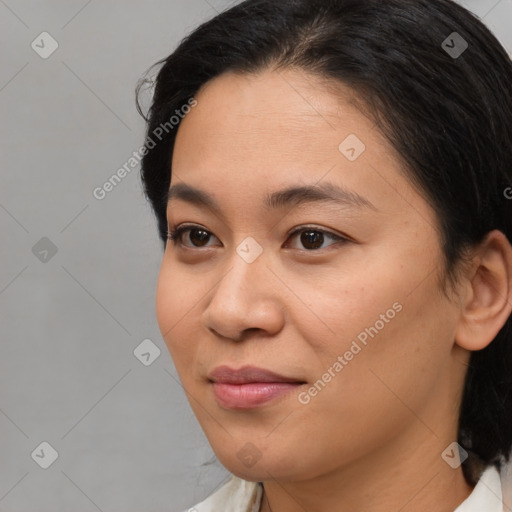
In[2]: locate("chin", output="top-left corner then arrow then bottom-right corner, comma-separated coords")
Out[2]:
214,445 -> 305,482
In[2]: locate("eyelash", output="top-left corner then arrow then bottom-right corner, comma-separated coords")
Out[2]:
166,223 -> 349,251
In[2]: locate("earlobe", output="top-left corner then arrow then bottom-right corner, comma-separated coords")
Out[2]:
455,229 -> 512,351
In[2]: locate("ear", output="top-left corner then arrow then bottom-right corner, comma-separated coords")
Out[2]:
455,229 -> 512,351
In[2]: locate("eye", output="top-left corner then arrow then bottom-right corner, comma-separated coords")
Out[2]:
285,226 -> 349,251
167,224 -> 219,248
166,224 -> 349,251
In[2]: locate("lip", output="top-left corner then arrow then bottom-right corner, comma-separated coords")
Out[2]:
208,365 -> 305,384
207,365 -> 306,409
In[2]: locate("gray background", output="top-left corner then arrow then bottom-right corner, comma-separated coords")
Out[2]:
1,1 -> 511,511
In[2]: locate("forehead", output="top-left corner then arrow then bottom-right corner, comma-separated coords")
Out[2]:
169,68 -> 428,224
174,68 -> 376,156
173,69 -> 391,169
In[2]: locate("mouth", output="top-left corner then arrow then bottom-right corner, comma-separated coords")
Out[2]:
207,365 -> 307,409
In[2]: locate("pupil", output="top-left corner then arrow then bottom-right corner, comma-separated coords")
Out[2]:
191,229 -> 210,246
301,230 -> 323,249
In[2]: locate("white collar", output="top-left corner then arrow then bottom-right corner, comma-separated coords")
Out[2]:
190,475 -> 262,512
453,464 -> 503,512
189,462 -> 511,512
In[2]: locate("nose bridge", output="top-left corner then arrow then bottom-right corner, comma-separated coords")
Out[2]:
202,237 -> 284,338
214,238 -> 271,307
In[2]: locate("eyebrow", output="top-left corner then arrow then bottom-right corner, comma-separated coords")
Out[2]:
167,181 -> 377,214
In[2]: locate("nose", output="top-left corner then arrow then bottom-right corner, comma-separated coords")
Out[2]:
201,249 -> 285,342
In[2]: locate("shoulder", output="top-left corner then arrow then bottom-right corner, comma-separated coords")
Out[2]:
182,474 -> 263,512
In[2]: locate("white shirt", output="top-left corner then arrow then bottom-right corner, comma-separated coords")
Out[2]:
184,461 -> 512,512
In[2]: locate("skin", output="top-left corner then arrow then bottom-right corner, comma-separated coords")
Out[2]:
155,68 -> 512,512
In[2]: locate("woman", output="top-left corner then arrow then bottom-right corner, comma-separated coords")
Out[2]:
136,0 -> 512,510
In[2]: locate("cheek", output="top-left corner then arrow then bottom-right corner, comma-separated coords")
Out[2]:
289,298 -> 453,471
319,272 -> 455,418
300,248 -> 453,402
289,257 -> 404,361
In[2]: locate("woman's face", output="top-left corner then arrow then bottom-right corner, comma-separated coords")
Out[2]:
156,68 -> 469,481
